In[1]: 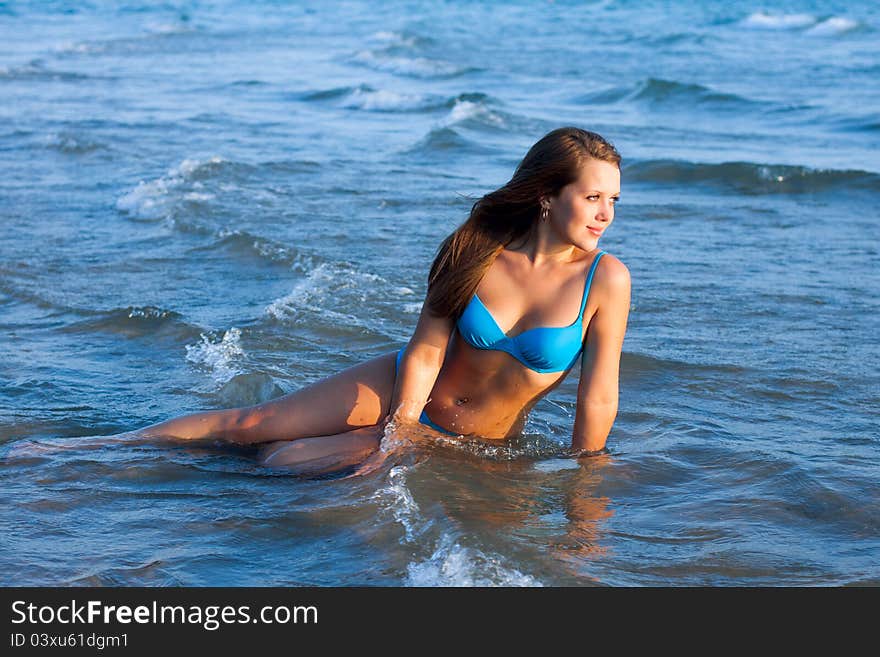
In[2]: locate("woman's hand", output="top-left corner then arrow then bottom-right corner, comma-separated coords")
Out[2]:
346,413 -> 433,478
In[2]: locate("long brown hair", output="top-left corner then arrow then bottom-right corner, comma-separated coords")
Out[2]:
426,127 -> 622,319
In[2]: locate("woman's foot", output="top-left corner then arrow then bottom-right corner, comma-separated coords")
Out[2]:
2,430 -> 147,461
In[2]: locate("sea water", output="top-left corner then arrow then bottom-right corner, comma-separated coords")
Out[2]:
1,0 -> 878,586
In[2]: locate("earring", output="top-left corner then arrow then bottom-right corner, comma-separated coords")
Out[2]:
540,205 -> 549,222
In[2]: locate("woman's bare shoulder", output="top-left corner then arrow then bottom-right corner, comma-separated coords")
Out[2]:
594,252 -> 631,293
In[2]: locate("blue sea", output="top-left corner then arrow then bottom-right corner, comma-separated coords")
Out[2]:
1,0 -> 878,586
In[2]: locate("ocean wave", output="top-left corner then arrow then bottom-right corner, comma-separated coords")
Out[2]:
59,305 -> 201,340
743,375 -> 841,405
304,85 -> 497,117
644,31 -> 708,47
52,26 -> 219,58
338,85 -> 434,112
369,30 -> 435,49
0,59 -> 93,82
406,533 -> 542,586
404,126 -> 494,158
755,292 -> 828,307
742,12 -> 863,36
222,79 -> 268,89
116,155 -> 250,221
265,262 -> 391,335
0,274 -> 70,313
830,115 -> 880,134
299,86 -> 355,102
115,155 -> 220,219
43,131 -> 106,154
622,351 -> 749,377
144,20 -> 196,36
577,77 -> 764,111
371,464 -> 541,585
409,126 -> 471,151
372,465 -> 428,544
805,17 -> 861,36
742,12 -> 817,30
630,77 -> 760,108
441,96 -> 508,130
260,159 -> 322,175
192,229 -> 319,272
349,48 -> 476,78
52,41 -> 103,55
623,158 -> 880,194
67,559 -> 185,586
0,276 -> 196,323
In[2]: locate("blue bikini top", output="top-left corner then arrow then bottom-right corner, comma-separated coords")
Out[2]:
456,250 -> 606,374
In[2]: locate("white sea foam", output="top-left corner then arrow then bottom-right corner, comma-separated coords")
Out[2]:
406,534 -> 542,587
53,40 -> 104,55
805,17 -> 859,36
444,99 -> 505,128
372,31 -> 399,41
402,302 -> 422,314
184,327 -> 245,386
742,12 -> 817,30
351,49 -> 462,78
287,252 -> 319,274
372,462 -> 541,586
44,131 -> 101,153
371,465 -> 428,544
116,156 -> 224,220
340,87 -> 428,111
217,228 -> 309,269
265,262 -> 383,325
145,21 -> 194,35
370,31 -> 421,47
182,192 -> 215,202
116,179 -> 171,219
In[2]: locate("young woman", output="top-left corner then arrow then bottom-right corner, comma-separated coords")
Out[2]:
128,127 -> 631,475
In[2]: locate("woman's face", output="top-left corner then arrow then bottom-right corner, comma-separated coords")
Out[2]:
547,159 -> 620,253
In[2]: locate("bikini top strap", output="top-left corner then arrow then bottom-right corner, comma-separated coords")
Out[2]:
578,250 -> 606,318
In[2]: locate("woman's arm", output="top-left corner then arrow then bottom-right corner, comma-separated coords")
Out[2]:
572,256 -> 631,453
388,296 -> 454,424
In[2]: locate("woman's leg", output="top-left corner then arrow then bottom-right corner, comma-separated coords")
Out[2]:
136,350 -> 400,445
256,426 -> 383,476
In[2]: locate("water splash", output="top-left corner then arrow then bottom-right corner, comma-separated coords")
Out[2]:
406,534 -> 542,587
184,327 -> 245,386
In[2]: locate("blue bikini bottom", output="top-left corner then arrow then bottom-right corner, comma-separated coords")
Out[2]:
394,348 -> 458,436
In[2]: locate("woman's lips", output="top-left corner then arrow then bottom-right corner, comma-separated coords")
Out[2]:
588,226 -> 603,236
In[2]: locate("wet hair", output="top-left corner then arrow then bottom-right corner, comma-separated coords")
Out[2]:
426,126 -> 621,319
